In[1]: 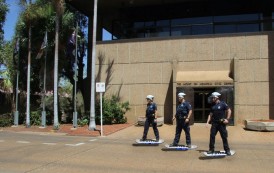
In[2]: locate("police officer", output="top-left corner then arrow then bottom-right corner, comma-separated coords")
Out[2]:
141,95 -> 160,141
170,92 -> 192,147
206,92 -> 232,155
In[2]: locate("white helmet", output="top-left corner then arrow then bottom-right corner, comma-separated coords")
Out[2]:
211,92 -> 221,98
178,92 -> 186,98
146,95 -> 154,100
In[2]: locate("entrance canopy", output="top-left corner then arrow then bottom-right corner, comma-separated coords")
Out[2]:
176,71 -> 233,87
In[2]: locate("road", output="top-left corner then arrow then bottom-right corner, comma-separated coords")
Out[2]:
1,124 -> 274,173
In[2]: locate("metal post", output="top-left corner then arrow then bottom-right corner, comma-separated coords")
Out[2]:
13,38 -> 20,127
26,26 -> 32,128
41,33 -> 47,128
89,0 -> 98,130
13,71 -> 19,126
96,83 -> 105,136
100,92 -> 103,136
73,23 -> 78,128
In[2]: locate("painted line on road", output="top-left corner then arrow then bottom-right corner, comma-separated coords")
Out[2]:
89,139 -> 98,142
65,143 -> 85,147
17,141 -> 30,144
42,143 -> 57,145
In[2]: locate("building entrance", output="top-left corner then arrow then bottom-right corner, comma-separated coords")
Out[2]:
177,86 -> 234,124
193,88 -> 215,123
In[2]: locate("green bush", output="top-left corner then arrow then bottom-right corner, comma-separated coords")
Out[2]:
30,111 -> 42,126
95,95 -> 130,125
0,118 -> 12,127
0,113 -> 13,127
21,111 -> 41,126
0,93 -> 130,127
40,93 -> 73,124
77,115 -> 89,127
20,111 -> 52,126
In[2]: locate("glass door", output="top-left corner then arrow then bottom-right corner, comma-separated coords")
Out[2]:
193,88 -> 215,123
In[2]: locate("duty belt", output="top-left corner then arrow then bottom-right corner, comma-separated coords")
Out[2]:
176,115 -> 187,119
212,119 -> 226,124
147,114 -> 155,118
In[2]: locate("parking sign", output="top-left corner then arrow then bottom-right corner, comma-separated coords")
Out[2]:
96,82 -> 105,92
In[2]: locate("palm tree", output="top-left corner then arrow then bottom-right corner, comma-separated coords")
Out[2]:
20,0 -> 33,127
20,0 -> 52,127
52,0 -> 64,129
0,0 -> 8,46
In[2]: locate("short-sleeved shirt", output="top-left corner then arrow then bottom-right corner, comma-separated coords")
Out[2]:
210,101 -> 229,122
176,102 -> 192,118
146,102 -> 157,118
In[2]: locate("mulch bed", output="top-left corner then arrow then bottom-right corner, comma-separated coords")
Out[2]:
0,123 -> 133,137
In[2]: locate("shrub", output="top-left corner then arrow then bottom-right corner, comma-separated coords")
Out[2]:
77,115 -> 89,127
0,94 -> 130,127
30,111 -> 42,126
20,111 -> 52,126
95,95 -> 130,125
43,93 -> 72,123
0,113 -> 13,127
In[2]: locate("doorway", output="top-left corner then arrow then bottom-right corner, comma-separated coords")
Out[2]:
176,86 -> 234,124
193,88 -> 215,123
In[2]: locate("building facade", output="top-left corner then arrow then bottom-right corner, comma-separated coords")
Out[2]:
68,0 -> 274,125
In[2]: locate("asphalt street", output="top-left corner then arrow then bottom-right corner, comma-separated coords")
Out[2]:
1,124 -> 274,173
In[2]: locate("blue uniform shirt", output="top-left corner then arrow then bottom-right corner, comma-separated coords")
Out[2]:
210,101 -> 229,122
146,102 -> 157,118
176,102 -> 192,118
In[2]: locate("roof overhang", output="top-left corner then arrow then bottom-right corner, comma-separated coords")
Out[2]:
65,0 -> 206,16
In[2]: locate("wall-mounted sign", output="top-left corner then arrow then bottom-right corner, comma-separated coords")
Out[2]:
177,81 -> 233,87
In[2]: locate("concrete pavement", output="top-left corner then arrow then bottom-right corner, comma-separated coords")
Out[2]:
1,123 -> 274,173
109,123 -> 274,173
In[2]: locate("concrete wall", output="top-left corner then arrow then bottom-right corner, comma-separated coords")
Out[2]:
96,32 -> 274,125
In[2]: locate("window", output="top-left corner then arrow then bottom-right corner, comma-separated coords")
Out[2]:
110,12 -> 273,40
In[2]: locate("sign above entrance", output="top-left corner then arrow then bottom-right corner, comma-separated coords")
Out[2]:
176,71 -> 233,87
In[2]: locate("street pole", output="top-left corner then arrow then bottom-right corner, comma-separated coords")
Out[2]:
89,0 -> 98,130
13,38 -> 20,127
100,92 -> 103,136
13,67 -> 19,126
96,82 -> 105,136
73,24 -> 78,128
26,25 -> 32,128
41,32 -> 48,128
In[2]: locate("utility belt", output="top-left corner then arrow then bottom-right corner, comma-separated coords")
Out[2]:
176,115 -> 187,120
146,114 -> 155,119
212,118 -> 226,124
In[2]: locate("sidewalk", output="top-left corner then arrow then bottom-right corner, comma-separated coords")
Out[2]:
2,122 -> 274,142
108,123 -> 274,173
108,123 -> 274,148
0,123 -> 133,137
2,122 -> 274,145
1,123 -> 274,173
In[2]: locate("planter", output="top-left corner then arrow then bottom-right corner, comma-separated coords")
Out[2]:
244,119 -> 274,131
137,116 -> 164,126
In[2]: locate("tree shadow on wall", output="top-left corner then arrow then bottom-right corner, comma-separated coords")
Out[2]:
96,51 -> 123,98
